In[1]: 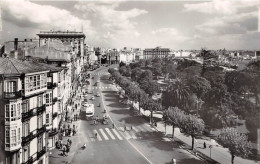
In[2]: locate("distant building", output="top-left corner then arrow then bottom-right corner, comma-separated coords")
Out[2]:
37,31 -> 86,67
119,47 -> 135,63
143,47 -> 170,59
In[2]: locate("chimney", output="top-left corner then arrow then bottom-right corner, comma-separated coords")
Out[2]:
14,38 -> 18,50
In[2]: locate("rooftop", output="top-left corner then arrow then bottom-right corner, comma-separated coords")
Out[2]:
37,30 -> 85,38
0,57 -> 49,75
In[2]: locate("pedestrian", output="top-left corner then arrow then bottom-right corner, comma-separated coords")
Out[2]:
95,132 -> 98,138
112,123 -> 114,129
69,139 -> 72,146
204,142 -> 206,149
62,145 -> 67,156
124,125 -> 127,132
154,122 -> 157,127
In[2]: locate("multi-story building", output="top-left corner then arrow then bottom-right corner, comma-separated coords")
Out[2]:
143,47 -> 170,59
0,57 -> 49,164
119,47 -> 135,63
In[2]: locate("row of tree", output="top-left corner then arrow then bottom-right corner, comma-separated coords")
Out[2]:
164,107 -> 205,150
108,68 -> 161,123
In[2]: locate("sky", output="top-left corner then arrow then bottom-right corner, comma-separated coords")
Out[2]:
0,0 -> 260,50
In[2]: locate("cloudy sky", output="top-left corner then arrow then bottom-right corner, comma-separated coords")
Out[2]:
0,0 -> 260,50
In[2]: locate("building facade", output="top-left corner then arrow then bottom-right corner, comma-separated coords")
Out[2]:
143,47 -> 170,59
0,57 -> 49,164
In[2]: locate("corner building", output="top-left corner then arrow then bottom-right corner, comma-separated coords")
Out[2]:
0,57 -> 49,164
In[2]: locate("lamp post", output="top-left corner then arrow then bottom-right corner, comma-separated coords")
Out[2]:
209,145 -> 213,159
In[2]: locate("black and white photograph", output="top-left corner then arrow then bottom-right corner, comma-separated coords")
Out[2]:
0,0 -> 259,164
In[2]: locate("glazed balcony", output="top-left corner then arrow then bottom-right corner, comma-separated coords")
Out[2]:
3,90 -> 23,99
22,132 -> 35,146
22,109 -> 37,122
37,105 -> 46,115
37,125 -> 46,137
37,146 -> 46,160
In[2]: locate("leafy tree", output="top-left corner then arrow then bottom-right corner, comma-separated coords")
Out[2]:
125,84 -> 140,104
139,90 -> 149,113
145,59 -> 152,67
144,99 -> 161,124
217,128 -> 251,164
181,114 -> 205,150
119,61 -> 126,67
152,62 -> 162,77
187,75 -> 211,99
138,70 -> 153,83
139,79 -> 160,97
165,107 -> 185,137
131,67 -> 143,81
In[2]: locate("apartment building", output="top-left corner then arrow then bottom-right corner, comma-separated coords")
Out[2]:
143,47 -> 170,59
0,57 -> 49,164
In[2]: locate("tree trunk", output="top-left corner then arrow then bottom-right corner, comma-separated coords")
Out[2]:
172,125 -> 175,138
231,154 -> 235,164
192,136 -> 195,150
150,110 -> 153,124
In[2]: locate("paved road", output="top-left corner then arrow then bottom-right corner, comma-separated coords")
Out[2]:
93,65 -> 202,164
68,66 -> 150,164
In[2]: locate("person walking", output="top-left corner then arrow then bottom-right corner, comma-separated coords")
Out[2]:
203,142 -> 207,149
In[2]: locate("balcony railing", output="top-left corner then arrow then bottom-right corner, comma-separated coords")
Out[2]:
22,109 -> 37,122
22,132 -> 35,146
37,125 -> 46,137
37,146 -> 46,160
52,112 -> 58,119
3,90 -> 23,99
22,156 -> 34,164
37,105 -> 46,115
47,82 -> 57,89
49,128 -> 59,137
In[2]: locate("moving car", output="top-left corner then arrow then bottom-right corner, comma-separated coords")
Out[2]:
91,96 -> 95,100
96,92 -> 100,97
85,104 -> 94,118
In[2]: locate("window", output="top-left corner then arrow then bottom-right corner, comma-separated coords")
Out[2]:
5,127 -> 10,147
37,95 -> 43,107
45,93 -> 52,106
23,122 -> 30,137
37,75 -> 40,89
58,72 -> 61,83
4,81 -> 16,93
23,146 -> 29,162
37,136 -> 43,151
38,115 -> 43,129
22,100 -> 29,113
5,105 -> 10,121
11,130 -> 16,145
10,104 -> 16,121
25,74 -> 47,92
46,113 -> 49,124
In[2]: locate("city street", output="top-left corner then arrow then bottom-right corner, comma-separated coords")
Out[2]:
84,66 -> 202,164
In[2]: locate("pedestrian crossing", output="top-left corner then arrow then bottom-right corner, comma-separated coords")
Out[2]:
90,85 -> 116,90
81,125 -> 156,143
91,72 -> 110,76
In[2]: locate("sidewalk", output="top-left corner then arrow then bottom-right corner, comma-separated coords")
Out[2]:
49,87 -> 83,164
132,102 -> 258,164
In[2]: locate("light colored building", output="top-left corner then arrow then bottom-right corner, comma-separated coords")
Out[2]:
0,57 -> 49,164
143,47 -> 170,59
119,47 -> 135,63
